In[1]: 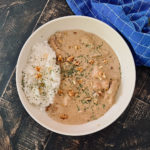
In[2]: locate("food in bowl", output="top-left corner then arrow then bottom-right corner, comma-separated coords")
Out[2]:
21,41 -> 60,109
16,16 -> 135,135
46,30 -> 121,124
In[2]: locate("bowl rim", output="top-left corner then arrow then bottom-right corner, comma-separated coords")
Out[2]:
16,15 -> 136,136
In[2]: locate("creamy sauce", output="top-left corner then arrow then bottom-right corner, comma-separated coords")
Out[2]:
47,30 -> 121,124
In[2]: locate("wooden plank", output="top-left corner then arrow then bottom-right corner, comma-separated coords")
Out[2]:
1,71 -> 51,150
0,114 -> 12,150
44,121 -> 123,150
0,0 -> 47,96
14,117 -> 51,150
133,66 -> 149,98
123,98 -> 150,125
117,98 -> 150,150
135,67 -> 150,104
35,0 -> 74,29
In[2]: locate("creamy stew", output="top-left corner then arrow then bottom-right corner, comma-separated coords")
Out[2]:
46,30 -> 121,124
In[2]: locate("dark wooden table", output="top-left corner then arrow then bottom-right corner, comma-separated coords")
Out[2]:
0,0 -> 150,150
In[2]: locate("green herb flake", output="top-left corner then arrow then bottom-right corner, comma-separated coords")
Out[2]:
94,102 -> 98,106
96,42 -> 103,49
90,114 -> 96,120
81,100 -> 88,104
85,44 -> 90,47
76,105 -> 80,111
76,95 -> 80,98
21,79 -> 25,88
80,73 -> 84,76
79,84 -> 83,88
84,107 -> 87,112
102,104 -> 105,109
67,66 -> 75,76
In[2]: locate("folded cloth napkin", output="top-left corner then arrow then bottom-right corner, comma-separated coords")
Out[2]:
66,0 -> 150,66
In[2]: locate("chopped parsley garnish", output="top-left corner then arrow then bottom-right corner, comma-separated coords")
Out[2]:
76,105 -> 80,111
81,100 -> 88,104
79,84 -> 83,88
85,44 -> 90,47
96,42 -> 103,49
102,104 -> 105,109
21,79 -> 25,88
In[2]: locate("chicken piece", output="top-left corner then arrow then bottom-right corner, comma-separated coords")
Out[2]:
92,66 -> 106,79
92,80 -> 102,90
101,80 -> 109,90
105,79 -> 119,104
63,95 -> 70,106
92,66 -> 99,78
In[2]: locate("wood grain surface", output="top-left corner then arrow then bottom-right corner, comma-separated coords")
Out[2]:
0,0 -> 150,150
0,0 -> 47,96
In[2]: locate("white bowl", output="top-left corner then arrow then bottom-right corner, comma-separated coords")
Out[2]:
16,16 -> 136,136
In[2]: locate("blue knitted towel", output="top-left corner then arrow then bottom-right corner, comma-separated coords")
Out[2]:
66,0 -> 150,66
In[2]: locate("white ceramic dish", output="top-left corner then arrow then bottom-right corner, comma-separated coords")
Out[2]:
16,16 -> 136,136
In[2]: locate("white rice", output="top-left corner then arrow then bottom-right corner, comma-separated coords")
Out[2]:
22,41 -> 60,109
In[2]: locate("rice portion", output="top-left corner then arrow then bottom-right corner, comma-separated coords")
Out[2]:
22,41 -> 60,108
